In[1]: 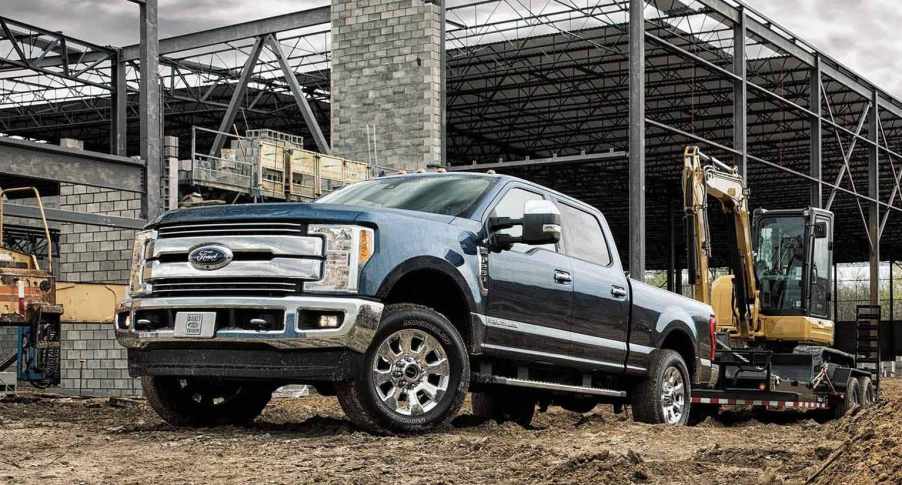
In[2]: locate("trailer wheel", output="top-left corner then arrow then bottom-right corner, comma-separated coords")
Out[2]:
631,349 -> 691,425
833,376 -> 861,419
336,304 -> 469,434
471,390 -> 535,427
859,376 -> 876,408
143,376 -> 273,427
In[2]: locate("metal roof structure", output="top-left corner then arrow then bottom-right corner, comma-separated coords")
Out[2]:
2,1 -> 902,280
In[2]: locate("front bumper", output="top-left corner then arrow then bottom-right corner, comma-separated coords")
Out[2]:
115,295 -> 384,354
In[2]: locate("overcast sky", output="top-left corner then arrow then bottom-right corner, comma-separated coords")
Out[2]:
4,0 -> 902,95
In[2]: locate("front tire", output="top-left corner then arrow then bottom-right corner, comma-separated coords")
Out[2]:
631,349 -> 691,425
142,376 -> 273,427
336,304 -> 470,434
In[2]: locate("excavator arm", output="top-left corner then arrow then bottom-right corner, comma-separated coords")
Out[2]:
682,146 -> 758,339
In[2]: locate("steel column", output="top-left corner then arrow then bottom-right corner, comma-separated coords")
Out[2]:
209,36 -> 265,157
810,56 -> 822,208
110,50 -> 127,156
891,261 -> 895,321
265,34 -> 330,153
869,90 -> 881,306
733,8 -> 747,179
628,0 -> 646,280
833,262 -> 839,321
139,0 -> 162,221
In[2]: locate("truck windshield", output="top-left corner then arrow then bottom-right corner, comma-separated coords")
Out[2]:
316,175 -> 496,217
755,216 -> 806,313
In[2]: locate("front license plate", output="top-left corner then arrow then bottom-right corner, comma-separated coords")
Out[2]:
174,312 -> 216,338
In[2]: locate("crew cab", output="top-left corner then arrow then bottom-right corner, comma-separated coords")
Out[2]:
116,173 -> 716,432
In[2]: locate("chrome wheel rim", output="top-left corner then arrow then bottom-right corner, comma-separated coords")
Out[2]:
661,366 -> 686,424
371,329 -> 451,416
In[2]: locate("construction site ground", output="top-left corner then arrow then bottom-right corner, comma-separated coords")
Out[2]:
1,379 -> 899,485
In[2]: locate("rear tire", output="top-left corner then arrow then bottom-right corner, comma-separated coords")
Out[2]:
832,376 -> 861,419
336,304 -> 469,434
859,376 -> 876,408
631,349 -> 691,425
471,390 -> 536,427
143,376 -> 273,427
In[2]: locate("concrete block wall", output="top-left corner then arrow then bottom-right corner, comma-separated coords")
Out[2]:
331,0 -> 444,171
57,184 -> 140,284
58,323 -> 141,397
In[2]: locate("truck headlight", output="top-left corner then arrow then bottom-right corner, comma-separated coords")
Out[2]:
128,229 -> 156,297
305,225 -> 374,293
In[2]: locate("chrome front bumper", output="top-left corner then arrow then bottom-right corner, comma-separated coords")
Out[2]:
115,296 -> 384,354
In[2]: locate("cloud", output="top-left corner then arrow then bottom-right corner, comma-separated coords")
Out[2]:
744,0 -> 902,97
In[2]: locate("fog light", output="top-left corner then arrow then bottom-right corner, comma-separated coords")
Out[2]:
299,310 -> 344,330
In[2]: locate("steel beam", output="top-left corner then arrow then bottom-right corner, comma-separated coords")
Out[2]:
869,90 -> 880,305
810,56 -> 822,208
447,151 -> 627,172
120,7 -> 330,61
733,9 -> 747,180
209,36 -> 265,157
629,0 -> 645,280
4,203 -> 145,230
139,0 -> 162,220
265,34 -> 330,153
0,136 -> 144,192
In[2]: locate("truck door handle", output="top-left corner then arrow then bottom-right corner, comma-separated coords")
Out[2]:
610,286 -> 627,298
554,270 -> 572,284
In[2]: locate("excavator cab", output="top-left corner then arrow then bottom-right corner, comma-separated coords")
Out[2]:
753,208 -> 834,321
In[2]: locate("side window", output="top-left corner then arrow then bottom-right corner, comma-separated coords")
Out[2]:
559,203 -> 612,266
491,187 -> 554,253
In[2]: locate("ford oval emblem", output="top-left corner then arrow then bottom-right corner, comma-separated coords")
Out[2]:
188,245 -> 233,271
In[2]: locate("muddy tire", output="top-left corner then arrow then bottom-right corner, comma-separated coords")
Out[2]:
142,376 -> 273,427
631,349 -> 691,425
471,390 -> 536,427
833,376 -> 861,419
859,376 -> 876,408
336,304 -> 469,434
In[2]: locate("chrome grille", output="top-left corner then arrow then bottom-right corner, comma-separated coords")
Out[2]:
152,279 -> 300,297
157,221 -> 305,238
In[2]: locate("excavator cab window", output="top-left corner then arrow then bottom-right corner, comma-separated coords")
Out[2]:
755,216 -> 806,314
809,216 -> 833,318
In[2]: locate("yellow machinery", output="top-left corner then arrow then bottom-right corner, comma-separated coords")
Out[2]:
682,146 -> 835,349
0,187 -> 63,386
0,186 -> 125,387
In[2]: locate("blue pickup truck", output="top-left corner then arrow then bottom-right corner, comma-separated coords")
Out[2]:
116,172 -> 716,433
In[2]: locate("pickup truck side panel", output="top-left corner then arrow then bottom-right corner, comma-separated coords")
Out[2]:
627,280 -> 714,380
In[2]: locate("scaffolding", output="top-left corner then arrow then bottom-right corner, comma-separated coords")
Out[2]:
189,127 -> 369,202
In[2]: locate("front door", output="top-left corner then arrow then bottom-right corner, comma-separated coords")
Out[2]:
483,186 -> 573,360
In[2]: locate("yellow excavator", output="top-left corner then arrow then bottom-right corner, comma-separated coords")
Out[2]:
682,146 -> 876,420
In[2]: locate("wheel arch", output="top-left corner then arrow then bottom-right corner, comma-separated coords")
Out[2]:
376,257 -> 476,349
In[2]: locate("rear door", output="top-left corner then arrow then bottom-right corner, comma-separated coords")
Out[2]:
483,185 -> 573,358
556,201 -> 632,372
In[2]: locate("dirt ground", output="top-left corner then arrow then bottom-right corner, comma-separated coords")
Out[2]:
1,380 -> 900,485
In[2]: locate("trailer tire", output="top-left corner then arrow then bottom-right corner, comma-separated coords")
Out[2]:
631,349 -> 691,425
336,304 -> 469,434
859,376 -> 876,408
143,376 -> 273,427
833,376 -> 861,419
471,390 -> 535,427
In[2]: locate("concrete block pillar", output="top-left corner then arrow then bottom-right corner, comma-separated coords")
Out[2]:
330,0 -> 444,171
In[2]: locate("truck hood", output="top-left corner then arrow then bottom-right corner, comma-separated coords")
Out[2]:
151,202 -> 459,227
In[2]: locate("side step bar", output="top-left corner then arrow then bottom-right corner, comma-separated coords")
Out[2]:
474,373 -> 626,398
